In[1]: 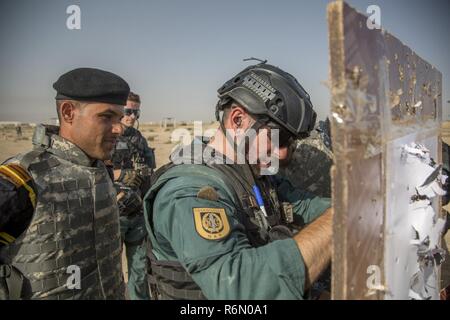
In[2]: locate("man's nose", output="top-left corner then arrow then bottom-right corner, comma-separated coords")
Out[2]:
112,122 -> 124,135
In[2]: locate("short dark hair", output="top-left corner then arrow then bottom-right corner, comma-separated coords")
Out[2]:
128,91 -> 141,103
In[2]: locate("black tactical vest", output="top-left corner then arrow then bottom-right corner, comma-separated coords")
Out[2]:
112,126 -> 155,175
111,126 -> 155,216
0,125 -> 125,300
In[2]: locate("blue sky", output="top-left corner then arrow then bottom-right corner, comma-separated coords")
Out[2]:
0,0 -> 449,123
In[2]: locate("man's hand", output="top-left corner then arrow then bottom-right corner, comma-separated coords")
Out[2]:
115,169 -> 143,189
293,208 -> 333,290
116,188 -> 143,216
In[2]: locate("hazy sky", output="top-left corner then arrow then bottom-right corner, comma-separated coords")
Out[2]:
0,0 -> 449,123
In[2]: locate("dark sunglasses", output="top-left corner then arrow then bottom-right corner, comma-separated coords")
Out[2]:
124,108 -> 140,118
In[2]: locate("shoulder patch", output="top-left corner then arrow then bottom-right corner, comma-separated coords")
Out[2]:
197,186 -> 219,201
193,207 -> 230,240
0,163 -> 32,187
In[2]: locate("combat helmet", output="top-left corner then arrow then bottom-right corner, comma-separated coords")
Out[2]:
216,61 -> 317,140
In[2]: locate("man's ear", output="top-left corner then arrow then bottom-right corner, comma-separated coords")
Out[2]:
229,106 -> 245,130
59,101 -> 77,124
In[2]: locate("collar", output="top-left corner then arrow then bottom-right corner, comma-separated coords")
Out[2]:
48,134 -> 95,167
170,138 -> 234,166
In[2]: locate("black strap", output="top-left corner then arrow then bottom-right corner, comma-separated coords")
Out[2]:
217,164 -> 279,245
6,267 -> 23,300
124,237 -> 145,246
158,282 -> 205,300
146,235 -> 202,300
0,264 -> 24,300
150,264 -> 193,283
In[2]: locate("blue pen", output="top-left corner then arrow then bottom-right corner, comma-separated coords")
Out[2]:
252,185 -> 268,217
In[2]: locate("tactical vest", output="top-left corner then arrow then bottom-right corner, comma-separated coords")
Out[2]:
145,159 -> 298,300
112,127 -> 155,216
112,126 -> 155,175
0,128 -> 125,300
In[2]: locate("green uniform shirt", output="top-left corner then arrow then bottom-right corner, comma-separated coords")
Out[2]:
146,165 -> 331,300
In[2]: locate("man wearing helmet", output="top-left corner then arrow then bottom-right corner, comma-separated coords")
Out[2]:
143,62 -> 333,299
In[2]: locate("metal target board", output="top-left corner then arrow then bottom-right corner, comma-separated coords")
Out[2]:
327,1 -> 444,300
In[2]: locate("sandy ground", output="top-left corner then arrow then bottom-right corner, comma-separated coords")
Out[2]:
1,121 -> 449,295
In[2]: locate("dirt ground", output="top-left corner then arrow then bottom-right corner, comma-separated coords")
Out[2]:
0,121 -> 449,295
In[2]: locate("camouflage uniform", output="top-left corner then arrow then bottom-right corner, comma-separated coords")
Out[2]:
0,124 -> 125,299
111,126 -> 155,300
280,119 -> 333,198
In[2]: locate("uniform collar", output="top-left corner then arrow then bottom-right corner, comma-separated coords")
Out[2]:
48,134 -> 96,167
170,138 -> 232,166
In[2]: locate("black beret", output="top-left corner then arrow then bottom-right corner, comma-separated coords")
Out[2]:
53,68 -> 130,106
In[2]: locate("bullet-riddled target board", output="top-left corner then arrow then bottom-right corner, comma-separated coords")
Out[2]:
327,1 -> 444,300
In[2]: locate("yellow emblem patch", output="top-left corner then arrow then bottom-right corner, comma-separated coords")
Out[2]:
193,208 -> 230,240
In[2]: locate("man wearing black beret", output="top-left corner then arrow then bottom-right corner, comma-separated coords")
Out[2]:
0,68 -> 129,299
